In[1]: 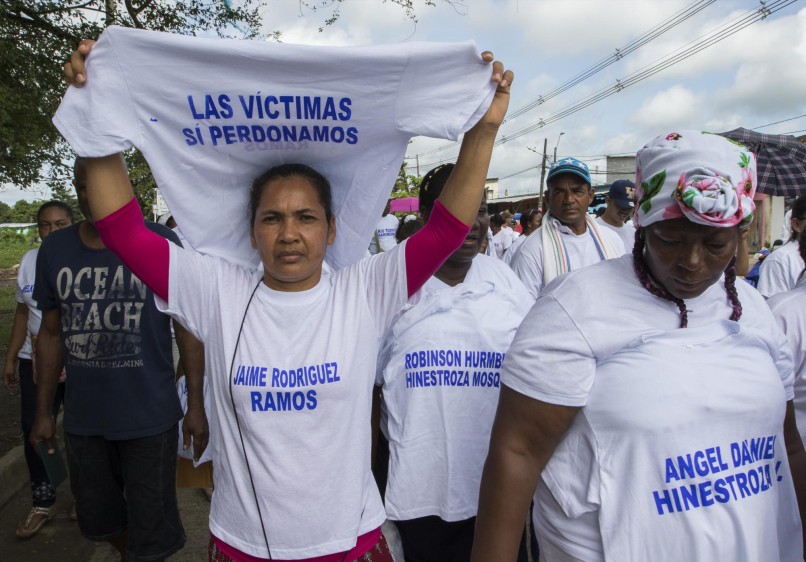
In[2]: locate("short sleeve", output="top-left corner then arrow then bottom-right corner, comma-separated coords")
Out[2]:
158,244 -> 250,342
757,253 -> 791,298
502,294 -> 596,407
352,240 -> 408,336
395,41 -> 496,139
52,27 -> 140,157
768,296 -> 801,401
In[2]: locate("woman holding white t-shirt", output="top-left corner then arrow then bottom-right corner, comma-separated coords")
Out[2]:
471,131 -> 806,562
63,41 -> 512,562
375,163 -> 530,561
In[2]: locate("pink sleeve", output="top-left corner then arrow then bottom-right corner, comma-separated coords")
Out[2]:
94,198 -> 170,301
405,200 -> 471,297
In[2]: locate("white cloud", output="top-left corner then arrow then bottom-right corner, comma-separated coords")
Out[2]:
631,85 -> 700,128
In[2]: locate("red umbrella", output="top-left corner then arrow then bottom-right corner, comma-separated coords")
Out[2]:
389,197 -> 420,213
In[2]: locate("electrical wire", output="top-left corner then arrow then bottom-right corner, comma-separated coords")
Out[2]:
411,0 -> 799,171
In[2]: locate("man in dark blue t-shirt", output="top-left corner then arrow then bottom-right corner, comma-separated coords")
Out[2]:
30,158 -> 188,562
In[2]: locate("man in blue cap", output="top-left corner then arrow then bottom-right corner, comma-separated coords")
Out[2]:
595,179 -> 636,252
511,157 -> 625,299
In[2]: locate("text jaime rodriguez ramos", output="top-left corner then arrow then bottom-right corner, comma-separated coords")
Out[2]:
652,435 -> 785,516
180,93 -> 358,147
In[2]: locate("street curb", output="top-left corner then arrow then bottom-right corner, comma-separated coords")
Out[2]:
0,415 -> 64,511
0,444 -> 27,511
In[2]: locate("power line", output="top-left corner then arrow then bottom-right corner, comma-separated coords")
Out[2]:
415,0 -> 717,158
412,0 -> 799,172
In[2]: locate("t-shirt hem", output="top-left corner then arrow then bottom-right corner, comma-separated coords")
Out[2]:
209,511 -> 386,560
501,379 -> 587,408
388,507 -> 477,522
64,416 -> 179,440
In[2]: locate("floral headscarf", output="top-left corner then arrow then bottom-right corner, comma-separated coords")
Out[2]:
634,130 -> 756,229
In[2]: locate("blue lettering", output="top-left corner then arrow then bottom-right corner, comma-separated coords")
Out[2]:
339,98 -> 352,120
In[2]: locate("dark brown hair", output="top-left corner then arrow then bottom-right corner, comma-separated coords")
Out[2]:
249,163 -> 333,225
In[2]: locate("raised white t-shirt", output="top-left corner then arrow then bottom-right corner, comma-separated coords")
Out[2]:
768,274 -> 806,446
158,242 -> 408,559
757,240 -> 805,298
376,254 -> 530,521
14,249 -> 40,360
595,215 -> 636,252
503,255 -> 801,561
510,218 -> 626,300
52,25 -> 495,270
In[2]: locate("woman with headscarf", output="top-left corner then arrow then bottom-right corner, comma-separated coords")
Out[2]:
471,131 -> 805,562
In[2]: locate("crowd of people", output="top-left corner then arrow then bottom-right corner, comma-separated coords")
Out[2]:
2,30 -> 805,562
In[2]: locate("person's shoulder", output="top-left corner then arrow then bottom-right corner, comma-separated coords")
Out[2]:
543,254 -> 634,300
39,224 -> 79,253
516,227 -> 544,256
144,221 -> 181,245
767,284 -> 806,317
20,247 -> 39,266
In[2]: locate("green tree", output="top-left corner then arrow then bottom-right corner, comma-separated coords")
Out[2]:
0,0 -> 264,191
391,161 -> 421,199
1,0 -> 438,199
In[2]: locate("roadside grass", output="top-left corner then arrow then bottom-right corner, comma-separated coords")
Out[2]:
0,229 -> 38,358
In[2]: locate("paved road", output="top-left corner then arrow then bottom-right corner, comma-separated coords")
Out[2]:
1,481 -> 211,561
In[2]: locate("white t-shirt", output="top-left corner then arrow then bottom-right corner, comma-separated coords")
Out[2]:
510,218 -> 626,300
376,254 -> 530,522
159,242 -> 408,559
503,255 -> 801,561
757,240 -> 805,298
53,25 -> 495,270
14,249 -> 40,360
768,274 -> 806,446
781,209 -> 792,242
492,229 -> 513,260
373,214 -> 400,254
595,215 -> 636,252
503,233 -> 527,266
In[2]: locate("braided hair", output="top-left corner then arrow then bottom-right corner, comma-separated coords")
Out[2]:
632,227 -> 742,328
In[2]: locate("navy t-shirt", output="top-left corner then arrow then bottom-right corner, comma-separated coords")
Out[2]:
34,221 -> 183,439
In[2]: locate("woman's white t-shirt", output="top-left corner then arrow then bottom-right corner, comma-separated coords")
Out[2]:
15,249 -> 41,360
503,255 -> 801,562
492,229 -> 513,260
159,242 -> 408,559
768,274 -> 806,447
377,254 -> 530,521
757,240 -> 805,298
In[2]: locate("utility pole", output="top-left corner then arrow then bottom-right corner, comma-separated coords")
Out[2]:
538,137 -> 548,211
416,154 -> 420,177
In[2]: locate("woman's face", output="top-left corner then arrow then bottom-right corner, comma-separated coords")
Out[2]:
249,176 -> 335,292
528,211 -> 543,232
644,219 -> 738,300
38,206 -> 72,240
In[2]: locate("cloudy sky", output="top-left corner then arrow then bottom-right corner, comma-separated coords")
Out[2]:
4,0 -> 804,203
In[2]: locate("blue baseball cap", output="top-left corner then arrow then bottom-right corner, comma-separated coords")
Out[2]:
607,179 -> 636,209
547,157 -> 592,186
